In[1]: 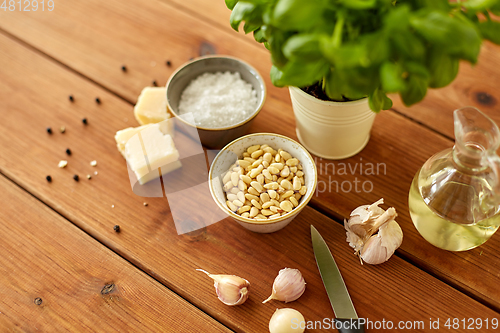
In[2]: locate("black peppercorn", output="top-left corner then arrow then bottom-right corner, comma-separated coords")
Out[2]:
121,65 -> 127,72
152,80 -> 157,86
46,175 -> 52,182
34,297 -> 42,305
82,118 -> 88,125
46,127 -> 52,134
95,97 -> 101,104
66,148 -> 71,155
113,225 -> 120,232
69,95 -> 74,102
166,60 -> 172,67
73,174 -> 79,181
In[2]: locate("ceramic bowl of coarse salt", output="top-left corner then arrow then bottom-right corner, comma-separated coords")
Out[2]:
209,133 -> 318,233
166,56 -> 266,149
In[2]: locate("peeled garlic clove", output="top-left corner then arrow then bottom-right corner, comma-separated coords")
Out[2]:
263,268 -> 306,303
197,269 -> 250,306
269,308 -> 305,333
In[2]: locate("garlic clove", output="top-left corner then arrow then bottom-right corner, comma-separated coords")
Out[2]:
360,234 -> 388,265
263,268 -> 306,303
379,219 -> 403,256
347,198 -> 385,237
269,308 -> 305,333
361,220 -> 403,264
197,269 -> 250,306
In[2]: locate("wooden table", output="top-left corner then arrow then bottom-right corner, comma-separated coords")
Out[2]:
0,1 -> 499,332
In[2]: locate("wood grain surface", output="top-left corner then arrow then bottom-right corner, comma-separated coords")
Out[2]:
0,175 -> 232,333
0,0 -> 499,331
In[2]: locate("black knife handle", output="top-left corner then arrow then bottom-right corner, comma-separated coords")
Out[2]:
334,318 -> 365,333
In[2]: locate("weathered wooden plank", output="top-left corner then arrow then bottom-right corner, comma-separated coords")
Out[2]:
0,0 -> 499,326
0,175 -> 232,333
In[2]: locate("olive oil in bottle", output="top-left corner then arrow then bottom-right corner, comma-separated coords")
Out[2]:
409,107 -> 500,251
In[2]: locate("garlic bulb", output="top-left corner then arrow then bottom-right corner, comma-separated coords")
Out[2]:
263,268 -> 306,303
269,308 -> 305,333
197,269 -> 250,306
344,199 -> 403,265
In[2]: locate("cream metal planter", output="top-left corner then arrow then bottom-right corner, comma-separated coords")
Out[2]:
289,86 -> 376,160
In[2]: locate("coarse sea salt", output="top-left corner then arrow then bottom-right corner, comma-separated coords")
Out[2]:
178,71 -> 258,128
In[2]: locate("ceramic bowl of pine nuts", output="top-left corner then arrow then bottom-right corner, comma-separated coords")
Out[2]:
209,133 -> 317,233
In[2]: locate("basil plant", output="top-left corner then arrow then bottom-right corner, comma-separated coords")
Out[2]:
226,0 -> 500,112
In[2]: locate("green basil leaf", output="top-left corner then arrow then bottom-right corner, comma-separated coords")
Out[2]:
463,0 -> 498,11
410,11 -> 481,63
479,20 -> 500,45
270,65 -> 285,87
368,88 -> 392,113
400,75 -> 428,106
279,58 -> 330,87
268,33 -> 288,67
230,2 -> 256,31
390,31 -> 426,60
426,48 -> 459,88
273,0 -> 325,31
338,0 -> 376,10
283,34 -> 323,60
324,70 -> 344,101
244,21 -> 260,34
225,0 -> 239,10
380,62 -> 406,92
384,5 -> 410,32
253,28 -> 267,43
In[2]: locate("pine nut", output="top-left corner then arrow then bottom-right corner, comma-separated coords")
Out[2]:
238,180 -> 247,191
251,199 -> 262,209
230,187 -> 240,194
257,174 -> 265,185
269,213 -> 281,219
240,175 -> 252,184
293,176 -> 301,191
262,161 -> 270,168
262,169 -> 273,180
233,200 -> 244,207
248,187 -> 260,196
241,212 -> 250,218
269,205 -> 281,213
238,205 -> 251,214
237,160 -> 251,168
296,171 -> 304,177
247,145 -> 260,154
249,207 -> 259,218
289,196 -> 299,207
263,152 -> 272,163
281,190 -> 294,199
231,172 -> 239,187
251,158 -> 263,168
227,201 -> 237,212
299,186 -> 307,195
242,152 -> 250,157
280,151 -> 292,160
251,149 -> 264,159
290,166 -> 298,173
280,200 -> 293,212
261,209 -> 274,216
222,171 -> 232,184
227,193 -> 237,201
280,166 -> 290,177
260,192 -> 270,203
262,201 -> 273,209
268,166 -> 280,175
250,181 -> 264,193
237,191 -> 246,203
268,190 -> 277,199
270,163 -> 284,170
244,157 -> 256,163
249,165 -> 263,178
281,179 -> 293,190
263,147 -> 275,154
263,182 -> 279,190
223,181 -> 233,192
255,214 -> 267,220
294,193 -> 302,201
245,193 -> 259,201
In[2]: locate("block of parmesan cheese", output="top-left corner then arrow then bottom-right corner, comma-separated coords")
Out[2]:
114,120 -> 175,158
123,124 -> 181,185
134,87 -> 171,125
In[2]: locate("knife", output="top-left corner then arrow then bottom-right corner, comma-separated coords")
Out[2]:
311,225 -> 365,333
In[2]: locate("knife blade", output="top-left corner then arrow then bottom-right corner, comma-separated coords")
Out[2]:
311,225 -> 365,333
